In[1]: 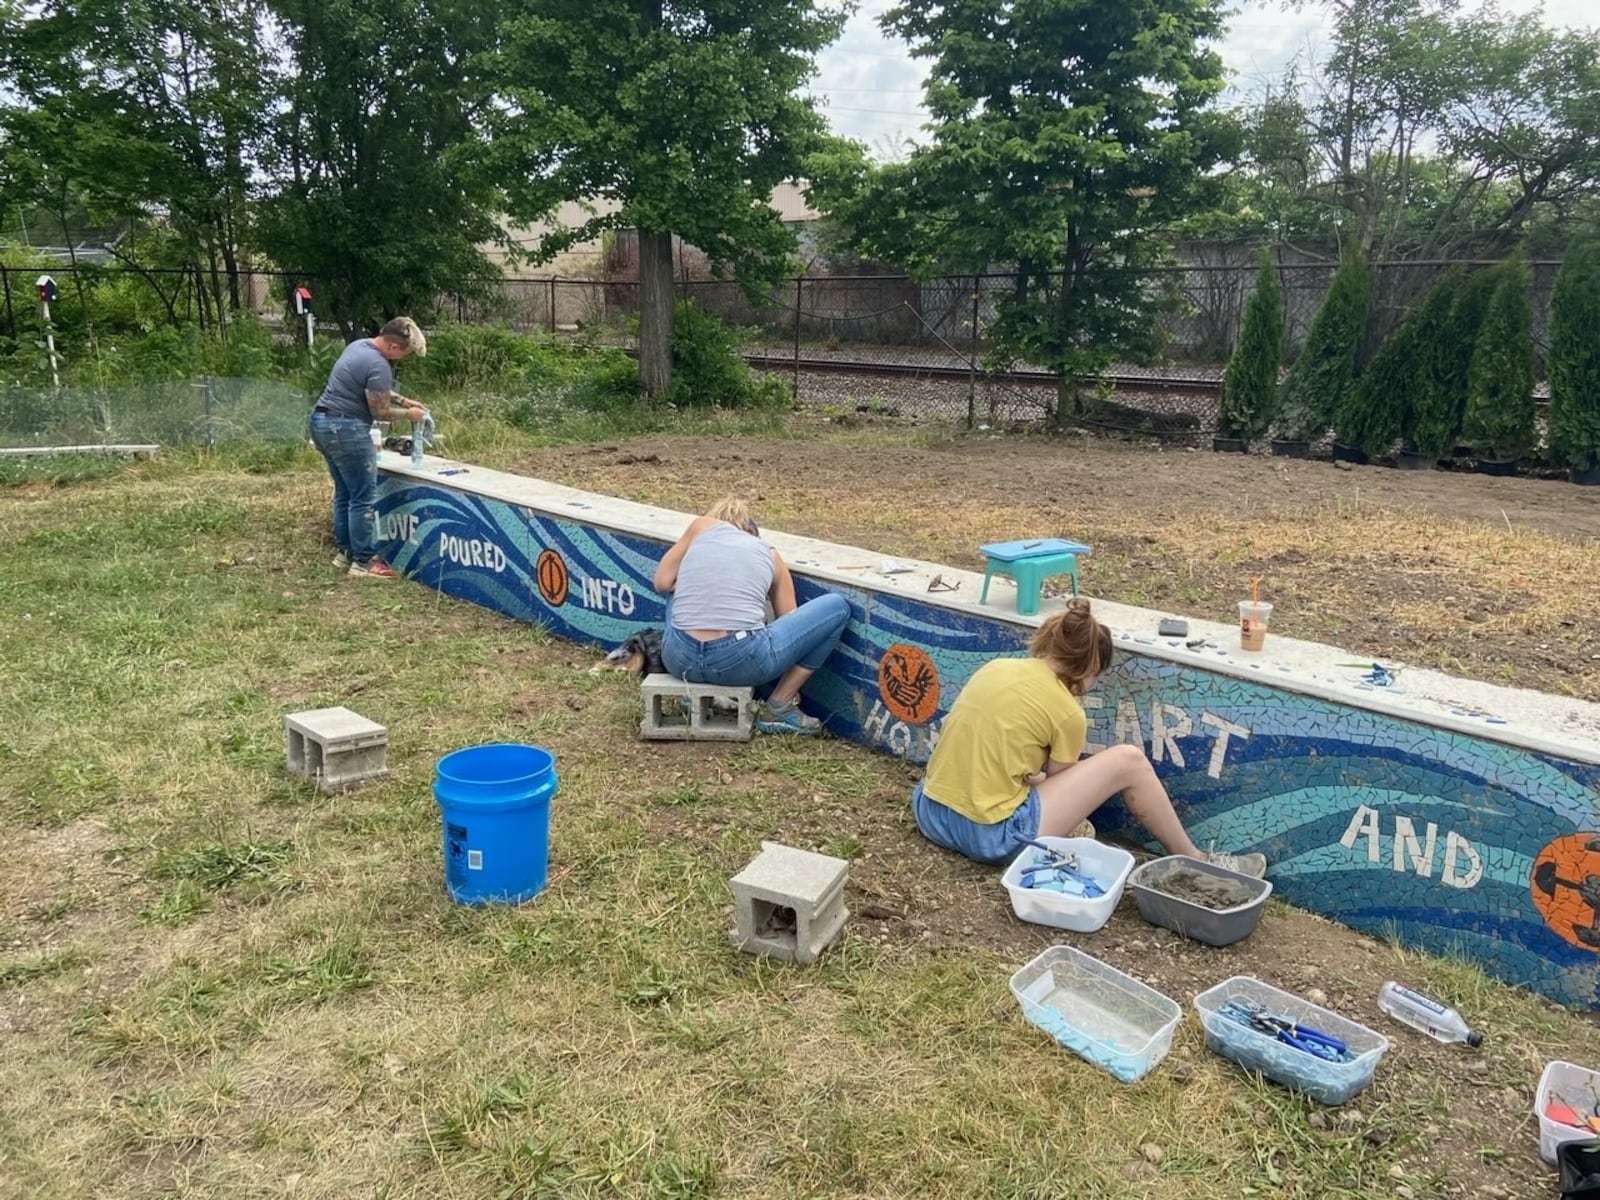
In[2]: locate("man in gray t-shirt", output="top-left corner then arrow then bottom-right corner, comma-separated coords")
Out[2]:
308,316 -> 429,579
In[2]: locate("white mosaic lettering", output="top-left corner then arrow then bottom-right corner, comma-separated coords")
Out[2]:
1441,832 -> 1483,889
579,575 -> 638,615
1340,805 -> 1383,864
863,700 -> 894,741
1114,698 -> 1145,750
1198,712 -> 1250,780
1150,704 -> 1191,767
383,513 -> 419,542
1393,816 -> 1438,878
438,533 -> 507,573
887,721 -> 912,756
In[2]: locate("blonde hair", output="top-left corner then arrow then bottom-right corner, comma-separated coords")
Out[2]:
704,495 -> 757,534
379,316 -> 427,357
1029,598 -> 1113,694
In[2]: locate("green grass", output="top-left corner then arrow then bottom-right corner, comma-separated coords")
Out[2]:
0,405 -> 1582,1199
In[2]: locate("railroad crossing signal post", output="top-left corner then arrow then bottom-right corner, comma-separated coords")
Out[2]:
294,286 -> 314,348
36,275 -> 60,390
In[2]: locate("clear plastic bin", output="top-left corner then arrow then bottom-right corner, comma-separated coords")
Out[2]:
1194,976 -> 1389,1106
1537,1060 -> 1600,1165
1000,837 -> 1135,933
1009,945 -> 1181,1082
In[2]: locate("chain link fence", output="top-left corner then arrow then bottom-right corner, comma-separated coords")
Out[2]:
0,376 -> 312,451
2,256 -> 1558,439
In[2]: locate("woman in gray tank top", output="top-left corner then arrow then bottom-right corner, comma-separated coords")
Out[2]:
655,497 -> 851,736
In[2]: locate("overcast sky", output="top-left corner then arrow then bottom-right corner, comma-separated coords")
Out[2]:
806,0 -> 1595,156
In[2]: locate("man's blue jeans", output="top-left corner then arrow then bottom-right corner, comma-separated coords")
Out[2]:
662,593 -> 851,691
309,413 -> 378,565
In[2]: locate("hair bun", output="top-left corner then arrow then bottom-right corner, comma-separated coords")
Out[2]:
1065,597 -> 1093,618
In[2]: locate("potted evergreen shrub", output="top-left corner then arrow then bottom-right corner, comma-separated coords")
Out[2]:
1406,268 -> 1477,466
1547,237 -> 1600,485
1429,268 -> 1499,460
1462,255 -> 1536,475
1275,250 -> 1371,458
1216,248 -> 1284,453
1337,276 -> 1457,464
1388,270 -> 1465,468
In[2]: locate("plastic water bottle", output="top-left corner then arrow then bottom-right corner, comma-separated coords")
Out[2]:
369,424 -> 382,450
410,419 -> 424,467
1377,981 -> 1482,1046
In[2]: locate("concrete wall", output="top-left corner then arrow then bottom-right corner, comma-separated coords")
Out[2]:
375,459 -> 1600,1009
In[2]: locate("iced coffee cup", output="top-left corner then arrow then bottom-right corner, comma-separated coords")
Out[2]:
1239,601 -> 1273,652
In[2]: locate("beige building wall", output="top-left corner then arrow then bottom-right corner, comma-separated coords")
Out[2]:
489,185 -> 819,278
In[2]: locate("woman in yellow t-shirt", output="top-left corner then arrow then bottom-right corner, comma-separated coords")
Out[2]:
912,599 -> 1266,877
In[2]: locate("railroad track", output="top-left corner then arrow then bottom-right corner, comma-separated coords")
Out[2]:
743,353 -> 1224,397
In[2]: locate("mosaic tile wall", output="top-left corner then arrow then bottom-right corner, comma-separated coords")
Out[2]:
378,478 -> 1600,1009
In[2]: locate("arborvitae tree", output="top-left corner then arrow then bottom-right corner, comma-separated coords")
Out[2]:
1276,251 -> 1372,442
1547,237 -> 1600,472
1217,248 -> 1285,443
1463,255 -> 1536,460
1428,266 -> 1498,453
1402,268 -> 1467,459
1338,269 -> 1463,458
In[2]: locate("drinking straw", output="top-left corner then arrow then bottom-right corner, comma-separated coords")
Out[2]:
1251,577 -> 1260,604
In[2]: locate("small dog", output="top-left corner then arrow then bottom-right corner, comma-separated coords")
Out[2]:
591,628 -> 667,678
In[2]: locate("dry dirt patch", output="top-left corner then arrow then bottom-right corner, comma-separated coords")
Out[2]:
512,428 -> 1600,701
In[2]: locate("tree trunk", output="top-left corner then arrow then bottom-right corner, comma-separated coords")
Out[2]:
638,229 -> 675,400
1053,374 -> 1070,429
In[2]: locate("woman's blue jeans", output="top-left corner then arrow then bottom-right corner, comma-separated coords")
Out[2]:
309,413 -> 378,565
662,593 -> 851,690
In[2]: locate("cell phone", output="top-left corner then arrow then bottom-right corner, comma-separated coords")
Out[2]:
1159,618 -> 1189,638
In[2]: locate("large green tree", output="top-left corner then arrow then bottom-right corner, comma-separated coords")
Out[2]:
257,0 -> 506,337
0,0 -> 266,323
812,0 -> 1235,422
482,0 -> 846,398
1204,1 -> 1600,259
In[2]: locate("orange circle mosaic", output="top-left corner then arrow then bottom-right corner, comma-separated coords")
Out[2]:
536,548 -> 569,607
1531,832 -> 1600,953
878,644 -> 941,725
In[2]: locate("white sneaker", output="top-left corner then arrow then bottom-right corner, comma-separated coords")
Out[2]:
1204,849 -> 1267,879
332,551 -> 352,570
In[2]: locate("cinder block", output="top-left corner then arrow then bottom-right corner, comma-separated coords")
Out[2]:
729,841 -> 850,965
640,673 -> 753,742
285,706 -> 389,792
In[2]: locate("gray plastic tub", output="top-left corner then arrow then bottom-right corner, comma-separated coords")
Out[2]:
1128,855 -> 1272,946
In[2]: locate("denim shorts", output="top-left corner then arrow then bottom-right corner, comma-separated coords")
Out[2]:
911,781 -> 1041,866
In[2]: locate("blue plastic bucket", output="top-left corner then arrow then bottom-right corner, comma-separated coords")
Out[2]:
433,743 -> 557,905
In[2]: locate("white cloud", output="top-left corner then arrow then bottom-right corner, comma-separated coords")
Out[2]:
809,0 -> 1596,151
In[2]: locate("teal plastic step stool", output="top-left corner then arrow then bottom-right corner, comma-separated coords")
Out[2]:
980,538 -> 1092,615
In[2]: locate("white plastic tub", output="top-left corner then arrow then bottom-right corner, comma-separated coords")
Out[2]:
1537,1060 -> 1600,1165
1008,945 -> 1181,1082
1194,976 -> 1389,1106
1000,837 -> 1135,933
